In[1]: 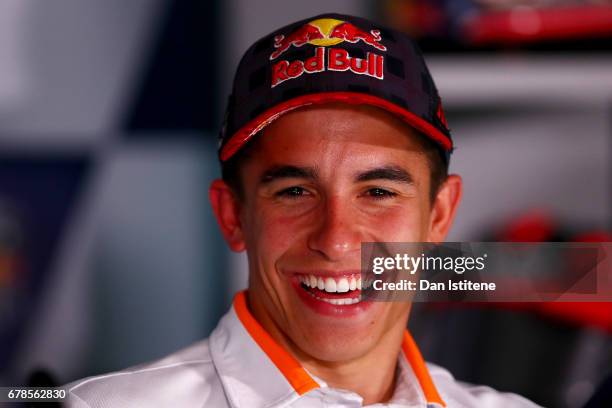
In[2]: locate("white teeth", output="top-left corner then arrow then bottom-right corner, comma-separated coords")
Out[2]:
324,277 -> 337,293
320,297 -> 360,305
299,275 -> 363,293
303,289 -> 361,305
337,278 -> 349,293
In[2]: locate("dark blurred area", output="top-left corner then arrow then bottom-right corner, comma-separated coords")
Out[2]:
385,0 -> 612,53
0,1 -> 610,407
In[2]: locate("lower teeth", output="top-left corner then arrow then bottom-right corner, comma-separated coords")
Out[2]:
303,285 -> 361,305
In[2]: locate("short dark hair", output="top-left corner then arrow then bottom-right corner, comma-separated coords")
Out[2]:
221,130 -> 448,204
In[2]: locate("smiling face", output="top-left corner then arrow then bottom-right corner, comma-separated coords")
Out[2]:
210,103 -> 461,365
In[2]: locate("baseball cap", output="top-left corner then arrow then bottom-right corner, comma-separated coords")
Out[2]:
219,13 -> 453,163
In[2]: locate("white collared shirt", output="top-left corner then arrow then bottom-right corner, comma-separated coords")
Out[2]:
66,291 -> 540,407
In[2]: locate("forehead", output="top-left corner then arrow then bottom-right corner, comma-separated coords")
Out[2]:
252,103 -> 429,162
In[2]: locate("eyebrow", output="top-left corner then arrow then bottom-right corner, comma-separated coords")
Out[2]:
258,164 -> 414,185
355,166 -> 414,184
260,165 -> 318,183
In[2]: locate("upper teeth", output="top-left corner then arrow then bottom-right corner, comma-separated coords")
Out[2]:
300,274 -> 362,293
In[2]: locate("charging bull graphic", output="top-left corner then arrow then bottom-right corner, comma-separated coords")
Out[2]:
270,18 -> 387,87
270,18 -> 387,60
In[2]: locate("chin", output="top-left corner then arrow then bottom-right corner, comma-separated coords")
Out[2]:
288,304 -> 385,362
295,324 -> 377,363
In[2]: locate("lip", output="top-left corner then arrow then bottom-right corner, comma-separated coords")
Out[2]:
290,270 -> 362,278
291,274 -> 374,317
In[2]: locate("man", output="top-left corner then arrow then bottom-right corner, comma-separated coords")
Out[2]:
67,14 -> 539,407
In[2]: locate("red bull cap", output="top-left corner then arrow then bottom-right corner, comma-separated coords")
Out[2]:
219,13 -> 453,163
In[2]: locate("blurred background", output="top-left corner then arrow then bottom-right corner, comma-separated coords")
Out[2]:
0,0 -> 610,407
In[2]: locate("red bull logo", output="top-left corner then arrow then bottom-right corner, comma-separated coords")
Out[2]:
270,18 -> 386,88
270,18 -> 387,60
270,23 -> 326,60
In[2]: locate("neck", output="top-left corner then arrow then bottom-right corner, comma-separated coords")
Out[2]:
246,291 -> 410,405
302,326 -> 405,405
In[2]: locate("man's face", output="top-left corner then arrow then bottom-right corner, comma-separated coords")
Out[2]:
218,104 -> 455,363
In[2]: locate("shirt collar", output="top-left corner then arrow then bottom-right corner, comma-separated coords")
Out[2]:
210,290 -> 446,407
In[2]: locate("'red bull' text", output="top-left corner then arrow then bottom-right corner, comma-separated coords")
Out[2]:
271,47 -> 384,88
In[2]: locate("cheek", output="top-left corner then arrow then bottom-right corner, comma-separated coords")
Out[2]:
367,203 -> 430,242
243,204 -> 306,262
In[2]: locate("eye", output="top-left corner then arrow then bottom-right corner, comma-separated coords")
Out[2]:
276,186 -> 310,198
365,188 -> 397,199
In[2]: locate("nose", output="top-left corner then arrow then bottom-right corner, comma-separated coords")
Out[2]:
307,195 -> 362,262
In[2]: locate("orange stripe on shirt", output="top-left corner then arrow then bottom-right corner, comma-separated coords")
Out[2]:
233,291 -> 319,396
235,290 -> 444,405
402,331 -> 446,407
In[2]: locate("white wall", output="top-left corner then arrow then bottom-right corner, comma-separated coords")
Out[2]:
0,0 -> 165,143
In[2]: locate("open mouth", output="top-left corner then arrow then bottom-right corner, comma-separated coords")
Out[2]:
296,274 -> 372,306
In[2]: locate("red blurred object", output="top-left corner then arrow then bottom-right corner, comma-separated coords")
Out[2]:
463,5 -> 612,46
535,231 -> 612,333
573,231 -> 612,243
537,302 -> 612,333
412,2 -> 447,36
500,213 -> 612,333
497,209 -> 556,242
435,210 -> 612,333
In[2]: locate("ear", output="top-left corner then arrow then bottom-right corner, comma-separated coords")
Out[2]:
428,174 -> 462,242
209,179 -> 246,252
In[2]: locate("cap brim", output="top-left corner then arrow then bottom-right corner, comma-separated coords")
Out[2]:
220,92 -> 452,162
